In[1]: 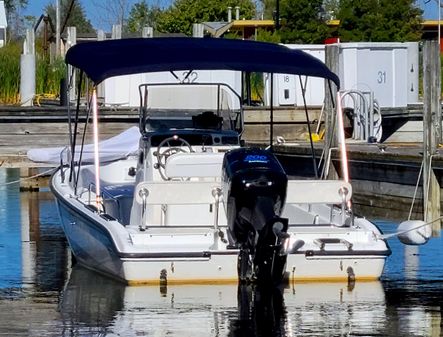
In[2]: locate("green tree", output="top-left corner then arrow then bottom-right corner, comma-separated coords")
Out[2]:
337,0 -> 422,42
4,0 -> 27,13
157,0 -> 256,36
127,0 -> 162,32
255,27 -> 280,43
46,0 -> 95,34
278,0 -> 329,44
4,0 -> 28,39
323,0 -> 340,19
258,0 -> 275,20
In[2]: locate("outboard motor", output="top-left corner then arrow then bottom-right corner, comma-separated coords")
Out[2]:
222,148 -> 289,284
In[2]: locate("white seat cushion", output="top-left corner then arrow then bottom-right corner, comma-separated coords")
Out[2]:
165,152 -> 225,178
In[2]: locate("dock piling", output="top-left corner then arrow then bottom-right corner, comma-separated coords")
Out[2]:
422,40 -> 441,234
324,45 -> 339,179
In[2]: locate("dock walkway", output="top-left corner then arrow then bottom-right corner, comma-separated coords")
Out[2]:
0,105 -> 436,222
0,105 -> 138,168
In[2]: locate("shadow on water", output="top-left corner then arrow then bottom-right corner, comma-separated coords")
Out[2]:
0,169 -> 443,336
230,284 -> 287,337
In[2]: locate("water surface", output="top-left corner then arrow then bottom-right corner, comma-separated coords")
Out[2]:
0,168 -> 442,336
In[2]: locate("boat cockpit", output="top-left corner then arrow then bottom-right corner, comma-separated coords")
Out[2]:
136,83 -> 243,181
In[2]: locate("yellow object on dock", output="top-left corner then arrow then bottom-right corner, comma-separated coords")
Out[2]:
33,93 -> 58,106
308,129 -> 325,142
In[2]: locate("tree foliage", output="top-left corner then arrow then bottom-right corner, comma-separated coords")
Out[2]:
45,0 -> 95,34
323,0 -> 340,19
127,0 -> 162,32
4,0 -> 27,13
90,0 -> 133,31
4,0 -> 28,39
337,0 -> 423,42
257,0 -> 275,20
278,0 -> 329,44
255,28 -> 281,43
156,0 -> 256,36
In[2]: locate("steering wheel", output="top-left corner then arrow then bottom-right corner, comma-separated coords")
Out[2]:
155,135 -> 193,180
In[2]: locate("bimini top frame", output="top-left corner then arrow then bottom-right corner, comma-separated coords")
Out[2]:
64,38 -> 346,209
65,37 -> 340,87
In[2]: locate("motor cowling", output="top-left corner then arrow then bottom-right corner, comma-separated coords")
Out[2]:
222,148 -> 288,246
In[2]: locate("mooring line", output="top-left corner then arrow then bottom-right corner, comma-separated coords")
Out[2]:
0,167 -> 57,187
378,216 -> 443,240
408,159 -> 424,221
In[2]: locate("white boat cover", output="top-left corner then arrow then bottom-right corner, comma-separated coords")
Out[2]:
27,126 -> 140,164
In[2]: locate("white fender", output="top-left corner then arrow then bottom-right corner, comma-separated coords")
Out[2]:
397,220 -> 431,245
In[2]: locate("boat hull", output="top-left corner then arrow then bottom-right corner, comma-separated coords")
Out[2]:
55,196 -> 386,285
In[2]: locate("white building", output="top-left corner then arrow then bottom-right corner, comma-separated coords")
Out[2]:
0,1 -> 7,47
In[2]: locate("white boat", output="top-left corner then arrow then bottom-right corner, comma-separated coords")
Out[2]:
44,37 -> 430,285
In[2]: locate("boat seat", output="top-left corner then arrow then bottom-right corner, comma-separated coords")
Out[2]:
285,180 -> 352,204
165,152 -> 225,179
135,181 -> 220,205
192,111 -> 223,129
131,180 -> 226,227
102,184 -> 134,225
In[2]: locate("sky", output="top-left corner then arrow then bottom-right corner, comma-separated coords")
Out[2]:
20,0 -> 443,32
21,0 -> 164,31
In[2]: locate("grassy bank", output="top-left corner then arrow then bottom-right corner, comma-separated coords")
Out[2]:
0,41 -> 65,105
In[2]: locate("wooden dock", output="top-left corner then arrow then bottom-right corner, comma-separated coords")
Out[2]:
271,141 -> 433,222
0,104 -> 439,226
0,105 -> 138,168
0,102 -> 424,167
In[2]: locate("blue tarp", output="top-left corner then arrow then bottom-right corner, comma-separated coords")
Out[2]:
65,37 -> 340,87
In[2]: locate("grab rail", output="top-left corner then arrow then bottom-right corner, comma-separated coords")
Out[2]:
87,182 -> 121,216
313,238 -> 353,250
59,146 -> 71,183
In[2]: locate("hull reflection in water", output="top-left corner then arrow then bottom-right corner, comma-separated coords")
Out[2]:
60,266 -> 387,336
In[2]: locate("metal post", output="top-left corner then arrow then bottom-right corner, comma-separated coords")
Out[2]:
439,0 -> 441,47
97,29 -> 106,41
270,74 -> 274,151
96,30 -> 105,100
192,24 -> 204,37
56,0 -> 60,56
92,88 -> 102,210
275,0 -> 280,30
20,29 -> 36,106
112,24 -> 122,39
142,27 -> 153,38
66,26 -> 76,102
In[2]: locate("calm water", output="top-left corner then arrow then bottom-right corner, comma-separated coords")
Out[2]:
0,168 -> 442,337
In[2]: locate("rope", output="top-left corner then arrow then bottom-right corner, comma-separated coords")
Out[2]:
378,216 -> 442,240
408,160 -> 424,220
0,167 -> 57,188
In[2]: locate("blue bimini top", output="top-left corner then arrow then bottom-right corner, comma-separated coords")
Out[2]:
65,37 -> 340,88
